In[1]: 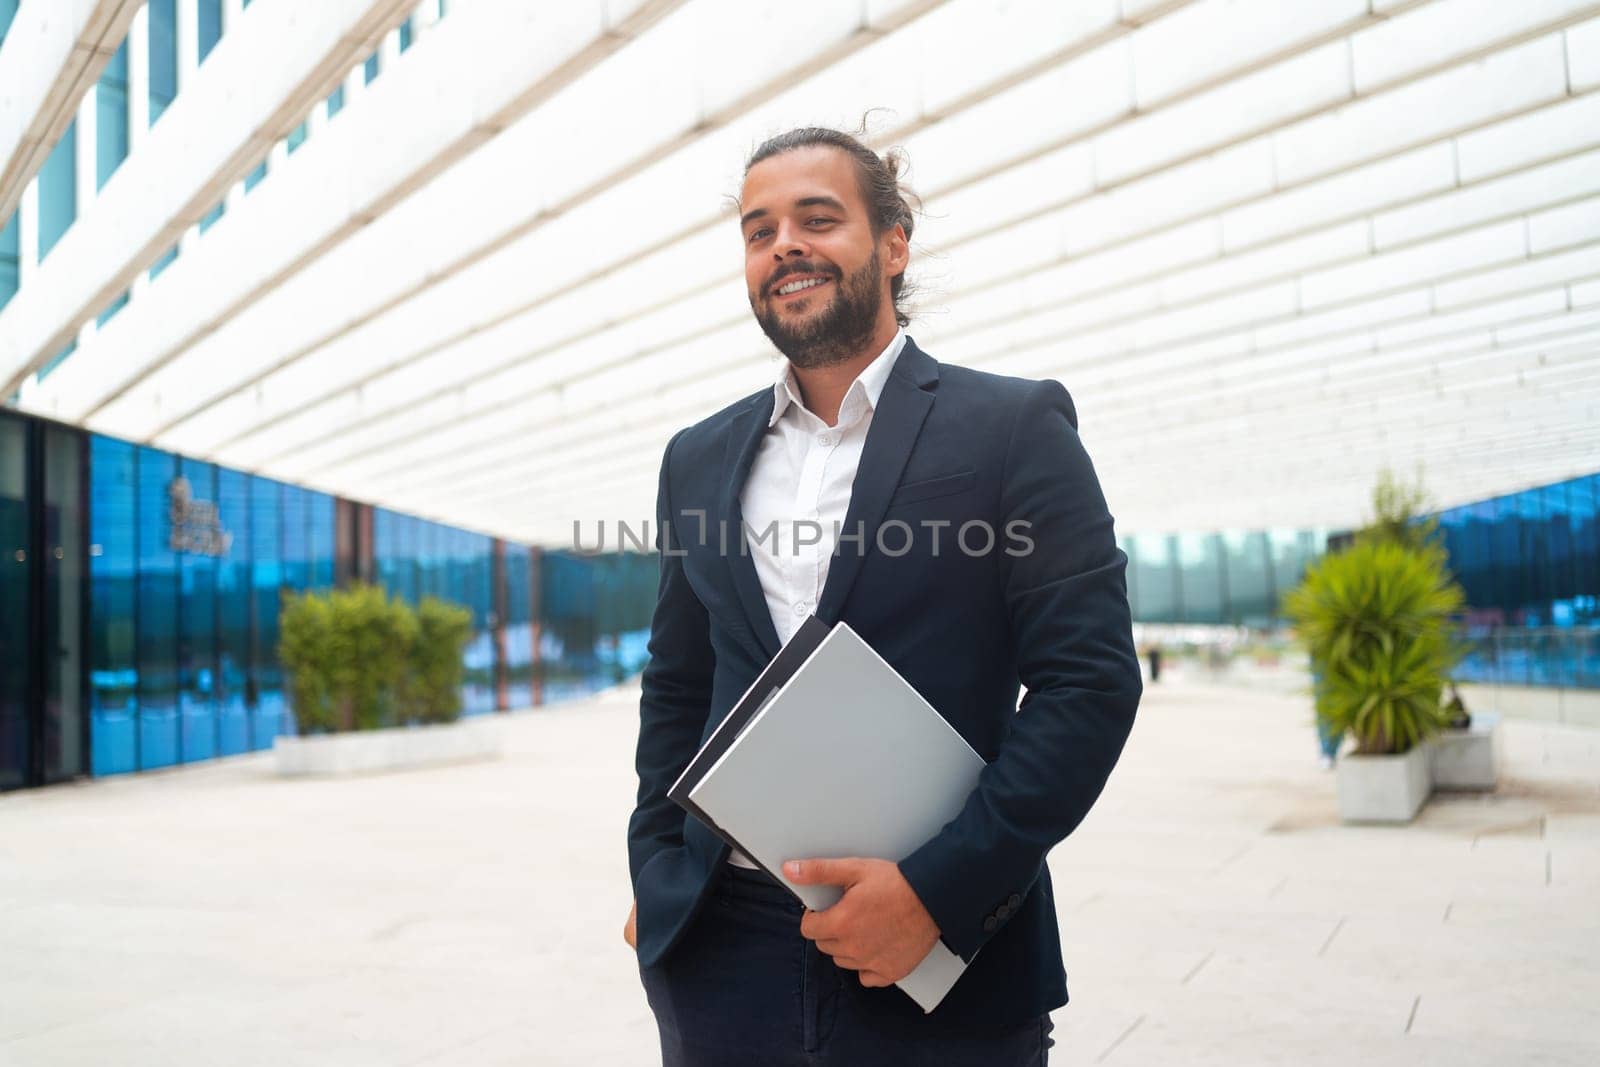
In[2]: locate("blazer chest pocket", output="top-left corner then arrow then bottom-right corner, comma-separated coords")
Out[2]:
888,469 -> 977,507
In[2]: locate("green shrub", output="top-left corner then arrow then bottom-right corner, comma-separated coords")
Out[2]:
1284,538 -> 1464,755
279,590 -> 338,734
408,597 -> 473,725
279,584 -> 471,734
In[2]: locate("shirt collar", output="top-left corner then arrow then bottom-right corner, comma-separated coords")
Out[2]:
768,327 -> 907,428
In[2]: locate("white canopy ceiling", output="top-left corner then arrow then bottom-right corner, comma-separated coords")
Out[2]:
7,0 -> 1600,546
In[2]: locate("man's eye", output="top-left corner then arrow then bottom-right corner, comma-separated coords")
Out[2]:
808,217 -> 834,226
747,228 -> 771,244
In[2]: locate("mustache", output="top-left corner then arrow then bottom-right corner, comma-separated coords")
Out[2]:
765,262 -> 839,296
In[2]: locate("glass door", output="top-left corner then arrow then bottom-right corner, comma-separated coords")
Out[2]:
0,413 -> 89,791
0,413 -> 29,791
41,423 -> 87,784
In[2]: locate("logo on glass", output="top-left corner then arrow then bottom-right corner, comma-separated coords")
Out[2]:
167,477 -> 234,557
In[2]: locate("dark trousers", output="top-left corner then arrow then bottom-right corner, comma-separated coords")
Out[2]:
638,864 -> 1053,1066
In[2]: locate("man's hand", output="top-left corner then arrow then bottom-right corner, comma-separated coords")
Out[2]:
786,858 -> 940,987
624,899 -> 637,951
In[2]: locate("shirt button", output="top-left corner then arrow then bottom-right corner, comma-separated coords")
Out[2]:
793,602 -> 810,617
817,433 -> 834,446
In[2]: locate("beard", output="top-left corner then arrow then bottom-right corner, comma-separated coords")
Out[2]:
752,251 -> 884,369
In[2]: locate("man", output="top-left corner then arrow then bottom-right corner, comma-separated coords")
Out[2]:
624,127 -> 1142,1065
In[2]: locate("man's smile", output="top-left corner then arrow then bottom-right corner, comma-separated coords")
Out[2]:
770,273 -> 832,301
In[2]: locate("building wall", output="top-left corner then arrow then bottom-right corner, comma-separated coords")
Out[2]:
1439,471 -> 1600,690
1119,527 -> 1330,628
0,406 -> 654,792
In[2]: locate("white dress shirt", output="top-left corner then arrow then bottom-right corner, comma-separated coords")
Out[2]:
724,327 -> 907,868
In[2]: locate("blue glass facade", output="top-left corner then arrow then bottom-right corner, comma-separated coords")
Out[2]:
1438,471 -> 1600,689
2,406 -> 649,790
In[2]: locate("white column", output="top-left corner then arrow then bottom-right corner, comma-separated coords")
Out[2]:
125,3 -> 150,299
380,26 -> 402,72
343,60 -> 366,107
268,137 -> 288,175
127,5 -> 150,151
176,0 -> 199,87
67,83 -> 99,349
308,98 -> 328,137
414,1 -> 441,38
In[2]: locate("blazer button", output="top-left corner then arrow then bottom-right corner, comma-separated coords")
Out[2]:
996,905 -> 1011,921
1008,893 -> 1022,910
983,916 -> 998,933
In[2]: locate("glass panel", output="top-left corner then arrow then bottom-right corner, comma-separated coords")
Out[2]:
216,468 -> 251,755
399,18 -> 414,52
308,491 -> 334,589
150,244 -> 179,281
1222,530 -> 1272,627
1573,475 -> 1599,626
0,414 -> 29,790
0,210 -> 17,313
0,0 -> 18,47
177,459 -> 218,763
199,202 -> 224,234
198,0 -> 223,63
364,53 -> 380,85
136,447 -> 179,769
244,161 -> 267,192
89,435 -> 138,775
1176,532 -> 1224,624
41,425 -> 86,783
38,121 -> 76,262
1544,482 -> 1576,627
251,477 -> 286,745
1488,493 -> 1521,622
97,290 -> 130,328
1129,532 -> 1177,622
541,551 -> 599,701
37,339 -> 76,383
326,85 -> 345,118
465,531 -> 493,714
281,484 -> 308,591
148,0 -> 178,126
505,545 -> 532,708
1517,489 -> 1548,628
286,122 -> 308,155
1268,528 -> 1309,611
97,42 -> 130,189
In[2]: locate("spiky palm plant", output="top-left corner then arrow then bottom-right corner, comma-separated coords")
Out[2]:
1284,539 -> 1464,755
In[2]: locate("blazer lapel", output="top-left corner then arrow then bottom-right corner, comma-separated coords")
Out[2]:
816,338 -> 940,623
718,391 -> 783,660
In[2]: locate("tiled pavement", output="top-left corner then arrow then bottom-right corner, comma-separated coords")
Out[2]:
2,676 -> 1597,1065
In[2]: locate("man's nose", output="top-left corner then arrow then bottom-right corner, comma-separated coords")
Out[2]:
771,219 -> 810,259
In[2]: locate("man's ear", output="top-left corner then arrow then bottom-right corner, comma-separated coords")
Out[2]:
885,222 -> 910,279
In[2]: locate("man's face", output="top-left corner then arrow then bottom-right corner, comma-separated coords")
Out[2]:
739,146 -> 899,368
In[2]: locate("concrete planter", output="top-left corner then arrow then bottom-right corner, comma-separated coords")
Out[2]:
1429,714 -> 1500,791
1336,743 -> 1432,824
274,716 -> 505,777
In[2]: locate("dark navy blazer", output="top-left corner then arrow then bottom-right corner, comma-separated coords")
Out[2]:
626,336 -> 1142,1031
